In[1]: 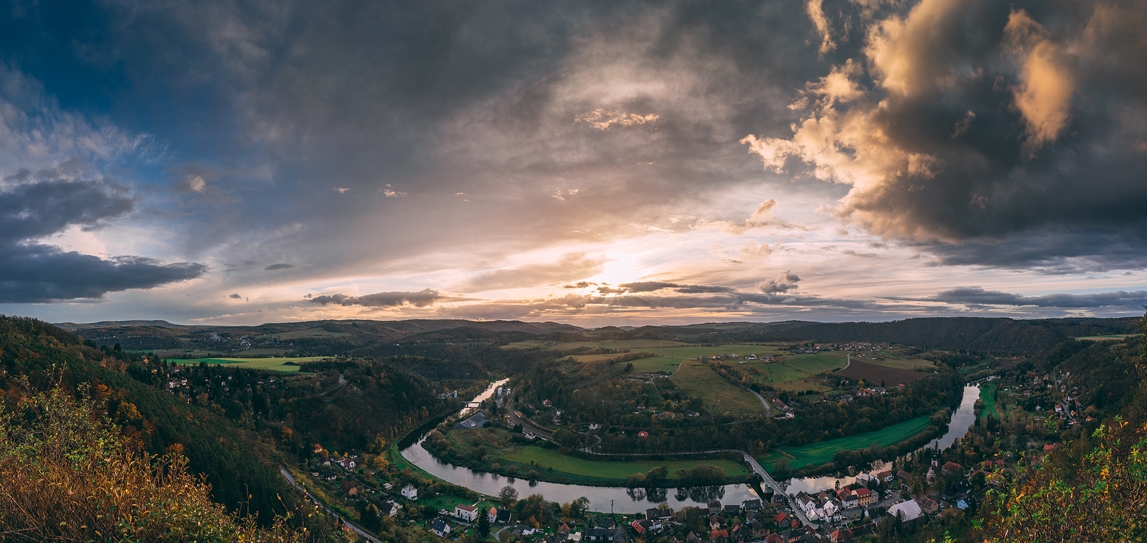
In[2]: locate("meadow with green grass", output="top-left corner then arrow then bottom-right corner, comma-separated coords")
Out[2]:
429,427 -> 751,486
1075,334 -> 1140,341
628,356 -> 684,373
168,356 -> 332,373
501,447 -> 751,484
670,360 -> 765,415
979,383 -> 999,424
644,344 -> 783,359
758,415 -> 933,470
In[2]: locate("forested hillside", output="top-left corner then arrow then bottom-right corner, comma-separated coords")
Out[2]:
650,318 -> 1141,354
0,316 -> 456,539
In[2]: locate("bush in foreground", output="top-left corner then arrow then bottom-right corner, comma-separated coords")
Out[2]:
0,384 -> 308,542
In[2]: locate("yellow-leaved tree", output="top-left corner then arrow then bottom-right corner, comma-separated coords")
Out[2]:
0,385 -> 308,542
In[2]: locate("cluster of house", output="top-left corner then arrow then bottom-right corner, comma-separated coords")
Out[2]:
628,499 -> 774,543
792,483 -> 878,524
429,502 -> 513,538
790,342 -> 886,354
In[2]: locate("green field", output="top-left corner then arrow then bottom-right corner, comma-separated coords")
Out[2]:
670,360 -> 765,415
168,356 -> 332,372
569,353 -> 627,364
732,351 -> 849,394
979,383 -> 999,424
420,494 -> 497,514
502,446 -> 751,482
628,356 -> 684,373
644,344 -> 783,359
1075,334 -> 1140,341
758,416 -> 933,470
863,357 -> 936,371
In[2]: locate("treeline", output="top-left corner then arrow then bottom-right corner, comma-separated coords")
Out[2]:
144,358 -> 448,455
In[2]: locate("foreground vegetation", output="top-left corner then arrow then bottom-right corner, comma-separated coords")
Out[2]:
0,385 -> 311,542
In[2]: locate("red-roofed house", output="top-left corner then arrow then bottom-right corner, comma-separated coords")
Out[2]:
855,487 -> 875,507
831,528 -> 854,542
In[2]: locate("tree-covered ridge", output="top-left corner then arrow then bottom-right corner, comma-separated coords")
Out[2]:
975,317 -> 1147,541
0,385 -> 309,542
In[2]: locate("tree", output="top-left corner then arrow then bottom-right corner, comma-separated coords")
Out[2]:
499,485 -> 519,508
478,507 -> 490,537
360,503 -> 382,531
0,385 -> 306,541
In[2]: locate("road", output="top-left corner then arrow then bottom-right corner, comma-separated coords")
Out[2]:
279,466 -> 382,542
746,387 -> 773,417
836,353 -> 851,373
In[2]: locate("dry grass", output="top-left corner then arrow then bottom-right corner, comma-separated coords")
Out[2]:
0,385 -> 315,542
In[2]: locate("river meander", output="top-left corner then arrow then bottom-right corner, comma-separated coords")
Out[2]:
400,380 -> 982,512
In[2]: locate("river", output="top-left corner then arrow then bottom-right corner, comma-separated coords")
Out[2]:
782,384 -> 981,495
401,380 -> 981,511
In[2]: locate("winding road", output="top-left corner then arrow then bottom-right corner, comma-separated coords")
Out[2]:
279,466 -> 382,542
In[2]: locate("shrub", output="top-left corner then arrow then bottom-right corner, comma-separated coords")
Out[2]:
0,385 -> 309,542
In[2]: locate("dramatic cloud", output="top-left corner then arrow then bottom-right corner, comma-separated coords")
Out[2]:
926,287 -> 1147,309
1,1 -> 1145,324
309,289 -> 442,308
0,176 -> 204,302
759,271 -> 801,295
806,0 -> 835,55
1004,9 -> 1075,153
743,0 -> 1147,270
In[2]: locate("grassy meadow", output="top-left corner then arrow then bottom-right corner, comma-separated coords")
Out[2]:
501,447 -> 751,482
758,415 -> 933,470
438,427 -> 750,486
670,360 -> 765,415
979,383 -> 999,424
168,356 -> 332,373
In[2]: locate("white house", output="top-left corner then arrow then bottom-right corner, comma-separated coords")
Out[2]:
401,485 -> 418,500
889,500 -> 923,522
431,518 -> 451,537
454,504 -> 478,522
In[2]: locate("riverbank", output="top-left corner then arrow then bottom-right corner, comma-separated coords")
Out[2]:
423,426 -> 754,487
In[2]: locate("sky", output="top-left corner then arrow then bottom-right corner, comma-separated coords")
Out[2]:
1,0 -> 1146,327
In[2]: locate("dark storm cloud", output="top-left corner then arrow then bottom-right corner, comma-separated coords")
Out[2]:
0,175 -> 206,302
309,289 -> 442,308
264,263 -> 296,271
744,0 -> 1147,270
0,246 -> 206,303
924,287 -> 1147,309
922,228 -> 1147,273
0,174 -> 134,244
